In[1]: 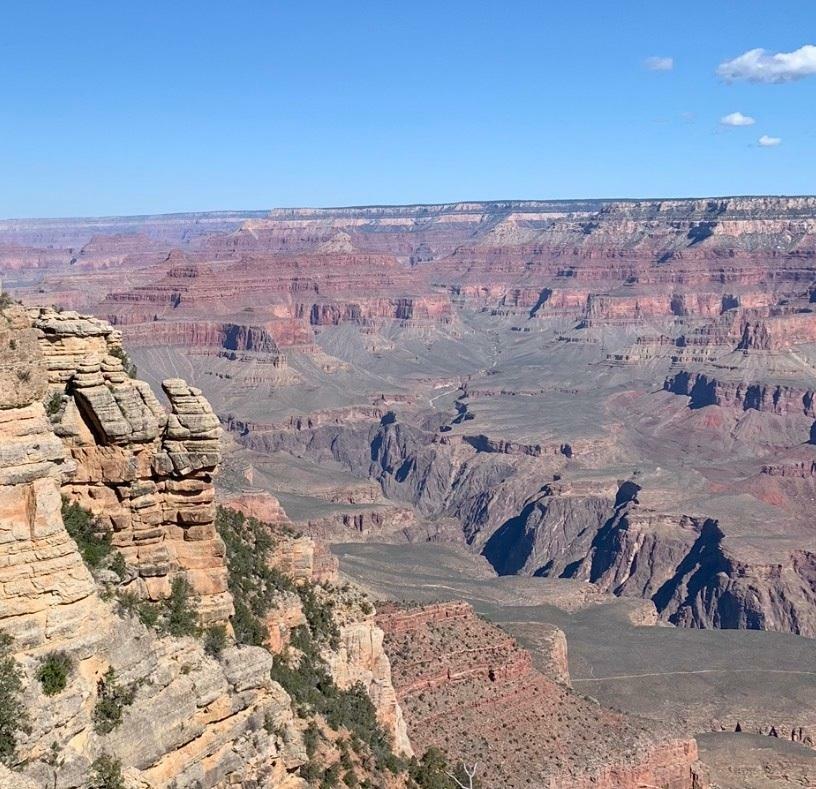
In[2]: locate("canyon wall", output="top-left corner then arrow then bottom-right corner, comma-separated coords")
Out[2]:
7,197 -> 816,648
377,601 -> 704,788
232,409 -> 816,637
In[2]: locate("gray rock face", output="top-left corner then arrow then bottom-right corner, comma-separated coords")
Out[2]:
12,607 -> 304,789
236,410 -> 816,637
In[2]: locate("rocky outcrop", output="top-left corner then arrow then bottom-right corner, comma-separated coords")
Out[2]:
32,308 -> 232,622
268,529 -> 412,754
266,529 -> 339,586
0,303 -> 423,788
0,399 -> 98,647
664,370 -> 816,416
0,304 -> 307,788
292,505 -> 418,543
217,500 -> 409,752
309,295 -> 452,326
325,618 -> 413,757
378,601 -> 704,788
221,489 -> 292,525
264,591 -> 307,654
487,482 -> 816,637
17,625 -> 305,789
0,306 -> 98,648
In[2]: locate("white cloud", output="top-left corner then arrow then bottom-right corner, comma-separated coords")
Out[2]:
758,134 -> 782,147
717,45 -> 816,83
644,56 -> 674,72
720,112 -> 756,127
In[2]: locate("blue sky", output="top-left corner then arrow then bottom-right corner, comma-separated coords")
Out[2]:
1,1 -> 815,217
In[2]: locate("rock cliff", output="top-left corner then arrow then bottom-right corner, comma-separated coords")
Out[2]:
0,302 -> 414,787
33,307 -> 232,623
218,496 -> 411,754
0,304 -> 306,787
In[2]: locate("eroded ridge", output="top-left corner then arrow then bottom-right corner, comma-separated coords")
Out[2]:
378,600 -> 704,789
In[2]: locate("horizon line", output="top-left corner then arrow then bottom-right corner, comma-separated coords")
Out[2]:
2,192 -> 816,223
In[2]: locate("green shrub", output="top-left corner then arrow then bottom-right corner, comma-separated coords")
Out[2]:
117,576 -> 209,648
408,748 -> 481,789
93,668 -> 138,735
116,591 -> 160,629
409,748 -> 450,789
44,741 -> 65,785
108,552 -> 127,581
303,720 -> 320,758
231,599 -> 267,646
300,760 -> 322,782
298,583 -> 340,649
203,624 -> 227,658
320,763 -> 341,789
263,713 -> 285,739
138,601 -> 160,628
0,631 -> 30,767
36,651 -> 73,696
62,498 -> 112,568
165,576 -> 199,638
89,752 -> 125,789
45,391 -> 63,417
215,507 -> 295,645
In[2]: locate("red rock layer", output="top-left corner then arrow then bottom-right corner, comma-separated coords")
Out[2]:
8,198 -> 816,357
377,601 -> 703,788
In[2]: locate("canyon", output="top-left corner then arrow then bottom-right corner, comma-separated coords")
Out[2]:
5,196 -> 816,785
0,301 -> 709,788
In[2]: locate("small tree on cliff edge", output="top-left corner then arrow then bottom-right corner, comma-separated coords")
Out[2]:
0,631 -> 31,767
448,762 -> 480,789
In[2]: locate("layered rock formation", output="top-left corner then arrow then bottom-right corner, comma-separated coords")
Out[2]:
0,303 -> 307,787
0,304 -> 98,648
325,612 -> 412,758
8,196 -> 816,783
217,498 -> 411,753
378,601 -> 704,788
30,307 -> 232,622
0,301 -> 428,788
664,370 -> 816,415
6,198 -> 816,642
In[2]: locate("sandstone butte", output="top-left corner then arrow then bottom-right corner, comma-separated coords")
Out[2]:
0,301 -> 706,787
